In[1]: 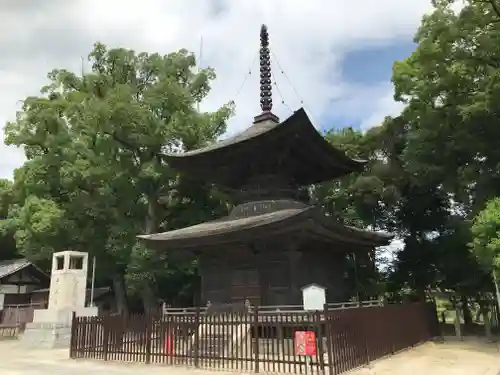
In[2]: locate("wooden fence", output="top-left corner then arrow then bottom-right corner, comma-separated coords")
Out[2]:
0,303 -> 43,331
0,324 -> 21,340
70,302 -> 439,374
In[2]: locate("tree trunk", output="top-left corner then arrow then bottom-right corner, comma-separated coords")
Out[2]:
480,304 -> 492,341
493,300 -> 500,328
454,304 -> 463,341
461,296 -> 473,326
475,308 -> 481,323
492,271 -> 500,314
112,274 -> 128,315
141,282 -> 157,313
140,195 -> 159,312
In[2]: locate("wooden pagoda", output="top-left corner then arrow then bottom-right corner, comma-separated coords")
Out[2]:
138,25 -> 392,307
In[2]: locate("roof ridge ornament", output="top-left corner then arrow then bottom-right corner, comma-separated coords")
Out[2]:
260,24 -> 272,112
254,24 -> 279,124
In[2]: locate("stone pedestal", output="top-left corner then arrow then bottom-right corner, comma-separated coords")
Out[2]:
21,322 -> 72,349
21,307 -> 98,349
21,251 -> 98,349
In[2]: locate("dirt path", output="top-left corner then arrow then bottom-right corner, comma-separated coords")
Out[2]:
0,339 -> 499,375
351,339 -> 500,375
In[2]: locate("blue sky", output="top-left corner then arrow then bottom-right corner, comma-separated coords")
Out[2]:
342,42 -> 416,86
319,41 -> 417,133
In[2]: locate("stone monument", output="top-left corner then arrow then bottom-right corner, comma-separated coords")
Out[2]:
21,250 -> 98,348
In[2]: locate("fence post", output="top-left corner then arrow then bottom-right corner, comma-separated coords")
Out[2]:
103,315 -> 109,361
363,314 -> 370,365
69,311 -> 77,358
315,310 -> 326,375
145,315 -> 152,364
323,304 -> 335,375
194,306 -> 200,368
254,306 -> 260,373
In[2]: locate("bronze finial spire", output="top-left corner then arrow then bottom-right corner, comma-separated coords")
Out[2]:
254,24 -> 279,124
260,24 -> 272,112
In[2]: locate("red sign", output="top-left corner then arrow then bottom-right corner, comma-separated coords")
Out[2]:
294,331 -> 317,356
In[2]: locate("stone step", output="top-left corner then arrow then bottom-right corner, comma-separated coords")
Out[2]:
191,323 -> 251,358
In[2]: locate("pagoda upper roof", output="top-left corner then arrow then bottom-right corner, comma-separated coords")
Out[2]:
163,108 -> 367,188
137,206 -> 392,251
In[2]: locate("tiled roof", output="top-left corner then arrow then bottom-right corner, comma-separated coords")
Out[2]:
0,258 -> 49,282
163,108 -> 367,187
138,208 -> 310,243
0,258 -> 32,279
138,206 -> 393,249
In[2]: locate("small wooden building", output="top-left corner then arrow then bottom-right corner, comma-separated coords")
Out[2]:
138,25 -> 392,307
0,258 -> 49,308
0,258 -> 49,327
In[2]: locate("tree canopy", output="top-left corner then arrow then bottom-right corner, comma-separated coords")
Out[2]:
1,43 -> 233,311
471,197 -> 500,273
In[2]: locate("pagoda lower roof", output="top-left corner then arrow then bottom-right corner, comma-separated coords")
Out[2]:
162,108 -> 367,187
137,206 -> 392,250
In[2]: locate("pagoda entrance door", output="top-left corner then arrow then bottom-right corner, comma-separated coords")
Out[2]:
230,268 -> 261,306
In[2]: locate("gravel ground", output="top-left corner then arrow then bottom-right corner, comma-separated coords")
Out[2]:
351,338 -> 500,375
0,338 -> 499,375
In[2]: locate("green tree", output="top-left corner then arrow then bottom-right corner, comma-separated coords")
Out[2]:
313,125 -> 403,299
392,0 -> 500,214
470,197 -> 500,275
4,43 -> 233,310
382,0 -> 500,306
470,197 -> 500,309
0,179 -> 18,260
317,113 -> 483,303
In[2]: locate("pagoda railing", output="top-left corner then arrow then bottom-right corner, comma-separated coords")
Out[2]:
162,300 -> 384,315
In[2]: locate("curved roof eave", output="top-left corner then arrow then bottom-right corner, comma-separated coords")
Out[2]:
137,207 -> 314,246
301,116 -> 368,171
312,212 -> 394,247
138,205 -> 392,251
164,112 -> 285,159
162,108 -> 368,170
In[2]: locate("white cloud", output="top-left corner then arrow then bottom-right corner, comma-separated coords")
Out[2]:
359,85 -> 406,130
0,0 -> 435,179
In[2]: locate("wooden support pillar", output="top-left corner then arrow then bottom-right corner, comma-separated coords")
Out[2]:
288,249 -> 302,305
250,241 -> 265,307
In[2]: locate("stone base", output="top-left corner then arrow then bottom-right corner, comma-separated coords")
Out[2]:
33,306 -> 98,325
20,322 -> 72,349
21,307 -> 98,349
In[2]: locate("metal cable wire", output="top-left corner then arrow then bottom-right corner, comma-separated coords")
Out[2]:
212,50 -> 260,137
271,50 -> 322,125
271,51 -> 304,106
271,68 -> 293,114
234,50 -> 259,100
